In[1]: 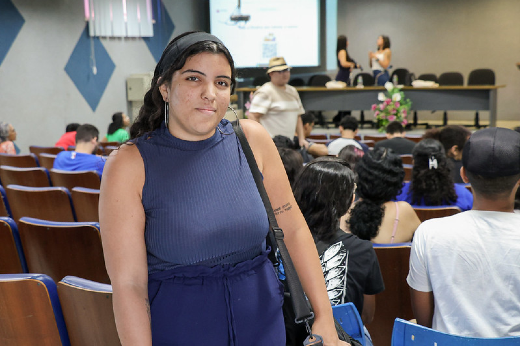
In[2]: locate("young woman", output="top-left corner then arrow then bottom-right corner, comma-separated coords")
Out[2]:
348,148 -> 421,243
99,31 -> 346,345
423,125 -> 471,184
336,35 -> 360,85
104,112 -> 130,143
293,157 -> 384,346
369,35 -> 392,86
395,139 -> 473,211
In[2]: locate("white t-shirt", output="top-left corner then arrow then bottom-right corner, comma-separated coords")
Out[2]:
249,82 -> 305,139
407,210 -> 520,337
327,138 -> 363,155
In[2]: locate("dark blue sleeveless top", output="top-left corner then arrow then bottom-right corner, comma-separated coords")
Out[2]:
134,120 -> 269,274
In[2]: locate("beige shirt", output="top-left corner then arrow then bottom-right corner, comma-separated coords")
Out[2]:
249,82 -> 305,139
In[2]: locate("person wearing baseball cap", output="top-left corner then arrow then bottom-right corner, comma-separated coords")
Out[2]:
248,57 -> 309,149
407,127 -> 520,337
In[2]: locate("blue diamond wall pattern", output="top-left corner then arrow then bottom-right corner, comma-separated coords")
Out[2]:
65,24 -> 115,111
0,0 -> 25,67
143,0 -> 175,62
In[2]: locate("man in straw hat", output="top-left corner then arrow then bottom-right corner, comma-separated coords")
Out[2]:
249,57 -> 308,149
407,127 -> 520,337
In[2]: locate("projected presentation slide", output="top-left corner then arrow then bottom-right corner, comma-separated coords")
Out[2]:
210,0 -> 320,69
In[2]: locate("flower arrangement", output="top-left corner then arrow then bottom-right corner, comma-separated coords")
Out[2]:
371,82 -> 412,132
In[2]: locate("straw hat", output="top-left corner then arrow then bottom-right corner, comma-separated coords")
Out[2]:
266,57 -> 291,74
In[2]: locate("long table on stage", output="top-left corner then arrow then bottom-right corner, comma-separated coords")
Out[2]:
236,85 -> 505,127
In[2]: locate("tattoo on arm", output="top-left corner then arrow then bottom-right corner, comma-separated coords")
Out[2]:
145,298 -> 151,324
274,202 -> 292,216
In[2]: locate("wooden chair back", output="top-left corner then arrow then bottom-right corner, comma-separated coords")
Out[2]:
5,185 -> 76,223
307,134 -> 328,140
18,217 -> 109,284
103,146 -> 118,156
0,165 -> 51,187
58,276 -> 120,346
0,153 -> 39,168
50,169 -> 101,190
404,135 -> 422,143
0,273 -> 71,346
400,155 -> 413,165
98,141 -> 120,149
363,135 -> 387,143
367,244 -> 414,346
0,217 -> 27,274
0,186 -> 11,218
38,153 -> 57,171
391,318 -> 520,346
413,206 -> 462,222
29,146 -> 64,160
403,166 -> 412,182
71,187 -> 100,222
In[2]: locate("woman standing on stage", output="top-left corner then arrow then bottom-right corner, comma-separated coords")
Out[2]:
369,35 -> 392,86
336,35 -> 360,85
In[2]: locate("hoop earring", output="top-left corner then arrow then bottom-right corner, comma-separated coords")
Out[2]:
164,101 -> 169,127
217,106 -> 240,135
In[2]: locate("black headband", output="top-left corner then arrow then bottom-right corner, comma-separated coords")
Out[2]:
157,32 -> 224,75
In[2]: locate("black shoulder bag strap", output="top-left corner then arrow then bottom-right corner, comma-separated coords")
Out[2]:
232,121 -> 315,330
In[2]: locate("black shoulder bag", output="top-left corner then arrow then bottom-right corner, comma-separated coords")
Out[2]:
233,121 -> 360,346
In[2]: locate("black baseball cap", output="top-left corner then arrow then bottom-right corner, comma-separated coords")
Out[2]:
462,127 -> 520,178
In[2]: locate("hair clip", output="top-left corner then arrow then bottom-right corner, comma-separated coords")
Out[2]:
429,156 -> 438,170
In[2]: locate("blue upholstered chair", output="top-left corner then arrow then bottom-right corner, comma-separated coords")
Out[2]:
0,273 -> 70,345
391,318 -> 520,346
0,185 -> 12,218
0,165 -> 52,187
0,217 -> 27,273
58,276 -> 119,346
71,187 -> 100,222
332,302 -> 367,346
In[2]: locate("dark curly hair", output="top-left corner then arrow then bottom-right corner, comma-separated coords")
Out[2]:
130,31 -> 236,139
348,148 -> 404,241
293,157 -> 356,242
409,139 -> 457,205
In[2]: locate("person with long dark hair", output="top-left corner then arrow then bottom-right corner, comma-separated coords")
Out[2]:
369,35 -> 391,86
348,148 -> 420,243
423,125 -> 471,184
293,157 -> 384,346
99,31 -> 346,345
336,35 -> 360,85
105,112 -> 130,143
396,139 -> 473,210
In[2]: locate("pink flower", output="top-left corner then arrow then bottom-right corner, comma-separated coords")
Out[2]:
395,102 -> 400,108
391,109 -> 397,114
402,119 -> 408,125
403,109 -> 407,116
384,99 -> 392,105
374,111 -> 380,117
371,104 -> 377,111
379,104 -> 385,110
388,115 -> 396,121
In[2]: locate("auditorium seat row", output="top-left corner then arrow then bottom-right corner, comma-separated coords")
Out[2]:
0,185 -> 100,223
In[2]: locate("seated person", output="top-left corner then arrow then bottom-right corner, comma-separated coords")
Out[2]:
53,124 -> 106,176
423,125 -> 471,184
348,148 -> 421,243
104,112 -> 130,143
55,123 -> 80,150
0,122 -> 17,155
277,147 -> 303,188
395,139 -> 473,211
293,157 -> 384,346
408,127 -> 520,337
295,112 -> 328,158
337,144 -> 364,173
328,116 -> 369,155
374,121 -> 416,155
